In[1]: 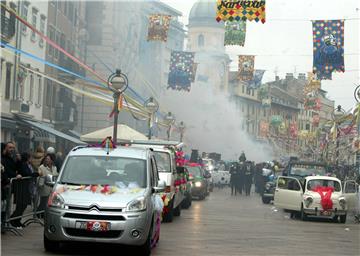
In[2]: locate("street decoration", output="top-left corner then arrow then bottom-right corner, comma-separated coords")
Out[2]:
312,186 -> 334,211
55,184 -> 143,195
238,55 -> 255,81
262,98 -> 271,108
247,69 -> 265,88
147,14 -> 172,42
312,20 -> 345,80
270,115 -> 283,127
289,122 -> 298,138
304,97 -> 321,110
259,120 -> 269,137
312,114 -> 320,127
168,51 -> 195,91
304,73 -> 321,95
216,0 -> 266,23
224,20 -> 246,46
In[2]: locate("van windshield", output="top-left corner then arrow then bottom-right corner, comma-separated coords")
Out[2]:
153,151 -> 171,172
59,156 -> 147,188
307,179 -> 341,192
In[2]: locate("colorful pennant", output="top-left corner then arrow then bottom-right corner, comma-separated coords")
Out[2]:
247,69 -> 265,88
304,97 -> 321,110
168,51 -> 195,91
224,20 -> 246,46
238,55 -> 255,81
312,20 -> 345,80
259,120 -> 269,137
216,0 -> 266,23
147,14 -> 172,42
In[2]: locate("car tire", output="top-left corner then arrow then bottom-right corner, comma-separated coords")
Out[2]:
332,215 -> 339,223
339,214 -> 347,224
44,234 -> 60,252
162,200 -> 174,223
173,204 -> 181,217
262,197 -> 271,204
138,219 -> 153,256
199,193 -> 206,200
182,194 -> 192,209
300,204 -> 308,221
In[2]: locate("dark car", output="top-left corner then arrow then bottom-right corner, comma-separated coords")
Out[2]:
186,164 -> 211,200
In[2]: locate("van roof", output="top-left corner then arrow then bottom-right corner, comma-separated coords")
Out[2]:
68,146 -> 149,159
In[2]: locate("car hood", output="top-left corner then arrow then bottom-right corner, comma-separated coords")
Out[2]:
54,184 -> 146,208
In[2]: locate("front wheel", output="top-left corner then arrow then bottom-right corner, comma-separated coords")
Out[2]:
339,214 -> 347,223
262,197 -> 271,204
173,204 -> 181,217
138,220 -> 153,256
44,234 -> 60,252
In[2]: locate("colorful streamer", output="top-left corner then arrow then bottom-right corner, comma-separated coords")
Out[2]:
167,51 -> 195,91
216,0 -> 266,23
147,14 -> 172,42
246,69 -> 265,88
224,20 -> 246,46
312,20 -> 345,80
238,55 -> 255,81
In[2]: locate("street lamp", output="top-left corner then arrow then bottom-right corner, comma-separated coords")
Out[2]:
332,105 -> 345,166
164,112 -> 175,141
178,121 -> 186,142
144,97 -> 159,140
107,69 -> 128,145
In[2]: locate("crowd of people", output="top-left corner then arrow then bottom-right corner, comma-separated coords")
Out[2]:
1,142 -> 62,231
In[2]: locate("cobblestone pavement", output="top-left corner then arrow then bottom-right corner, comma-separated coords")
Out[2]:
2,187 -> 359,256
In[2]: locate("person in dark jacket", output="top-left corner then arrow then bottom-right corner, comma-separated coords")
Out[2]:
244,161 -> 254,196
9,152 -> 39,227
230,162 -> 238,196
237,161 -> 245,195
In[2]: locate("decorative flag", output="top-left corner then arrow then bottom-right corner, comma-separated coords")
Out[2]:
216,0 -> 266,23
312,114 -> 320,127
224,20 -> 246,46
270,115 -> 283,127
259,120 -> 269,138
168,51 -> 195,91
312,20 -> 345,80
289,122 -> 298,138
304,97 -> 321,111
238,55 -> 255,81
147,14 -> 172,42
247,69 -> 265,88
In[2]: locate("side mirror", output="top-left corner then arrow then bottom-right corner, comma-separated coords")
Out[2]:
153,180 -> 166,193
45,174 -> 57,187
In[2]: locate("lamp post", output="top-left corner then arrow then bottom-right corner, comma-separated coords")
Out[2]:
164,112 -> 175,141
144,97 -> 159,140
354,85 -> 360,173
178,121 -> 186,142
332,105 -> 345,166
107,69 -> 128,145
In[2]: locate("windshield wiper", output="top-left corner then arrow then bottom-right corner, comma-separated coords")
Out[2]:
59,182 -> 84,186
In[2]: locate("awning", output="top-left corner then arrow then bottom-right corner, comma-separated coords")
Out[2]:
21,119 -> 85,145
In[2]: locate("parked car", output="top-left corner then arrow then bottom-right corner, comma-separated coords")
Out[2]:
181,167 -> 192,209
186,164 -> 211,200
130,140 -> 185,223
44,145 -> 165,255
274,175 -> 358,223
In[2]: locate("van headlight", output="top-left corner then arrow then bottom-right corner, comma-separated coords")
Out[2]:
194,181 -> 202,187
48,192 -> 65,208
304,196 -> 313,208
339,197 -> 346,209
126,197 -> 147,212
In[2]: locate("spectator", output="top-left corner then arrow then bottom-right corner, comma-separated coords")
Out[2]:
54,151 -> 64,171
10,152 -> 39,228
37,154 -> 58,217
1,142 -> 21,180
31,146 -> 45,171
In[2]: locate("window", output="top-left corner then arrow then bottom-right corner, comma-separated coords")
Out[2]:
5,63 -> 12,100
242,85 -> 245,93
28,72 -> 34,104
252,105 -> 255,115
31,8 -> 38,41
48,26 -> 55,56
263,108 -> 266,117
54,30 -> 60,59
39,15 -> 46,47
246,87 -> 251,95
198,34 -> 204,47
21,2 -> 29,34
251,89 -> 254,96
37,75 -> 42,106
344,181 -> 357,193
278,177 -> 301,191
45,80 -> 52,106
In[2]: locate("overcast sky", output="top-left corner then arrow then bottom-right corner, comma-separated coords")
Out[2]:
161,0 -> 360,110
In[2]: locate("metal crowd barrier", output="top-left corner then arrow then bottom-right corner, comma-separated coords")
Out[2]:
2,176 -> 46,236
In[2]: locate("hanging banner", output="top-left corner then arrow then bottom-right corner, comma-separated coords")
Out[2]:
312,20 -> 345,80
304,97 -> 321,110
147,14 -> 172,42
224,20 -> 246,46
216,0 -> 266,23
304,75 -> 321,95
238,55 -> 255,81
312,114 -> 320,127
259,120 -> 269,138
270,115 -> 283,127
247,69 -> 265,88
289,122 -> 298,138
167,51 -> 195,92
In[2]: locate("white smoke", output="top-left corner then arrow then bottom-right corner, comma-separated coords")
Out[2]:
160,81 -> 275,162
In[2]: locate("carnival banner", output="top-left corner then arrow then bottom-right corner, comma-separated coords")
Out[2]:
224,20 -> 246,46
312,20 -> 345,80
289,122 -> 298,138
147,14 -> 172,42
168,51 -> 195,91
216,0 -> 266,23
304,97 -> 321,110
259,120 -> 269,138
304,74 -> 321,95
312,114 -> 320,127
247,69 -> 265,88
238,55 -> 255,81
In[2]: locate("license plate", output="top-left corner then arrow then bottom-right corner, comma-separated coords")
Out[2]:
320,211 -> 331,216
76,221 -> 110,232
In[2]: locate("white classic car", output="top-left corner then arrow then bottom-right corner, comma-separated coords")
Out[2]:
274,175 -> 358,223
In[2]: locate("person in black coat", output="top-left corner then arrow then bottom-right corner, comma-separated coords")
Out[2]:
244,161 -> 254,196
229,162 -> 238,196
9,152 -> 39,227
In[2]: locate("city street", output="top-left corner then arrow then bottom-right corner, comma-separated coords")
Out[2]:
2,188 -> 359,256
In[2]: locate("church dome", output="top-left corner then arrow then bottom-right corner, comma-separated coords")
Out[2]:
188,0 -> 224,28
